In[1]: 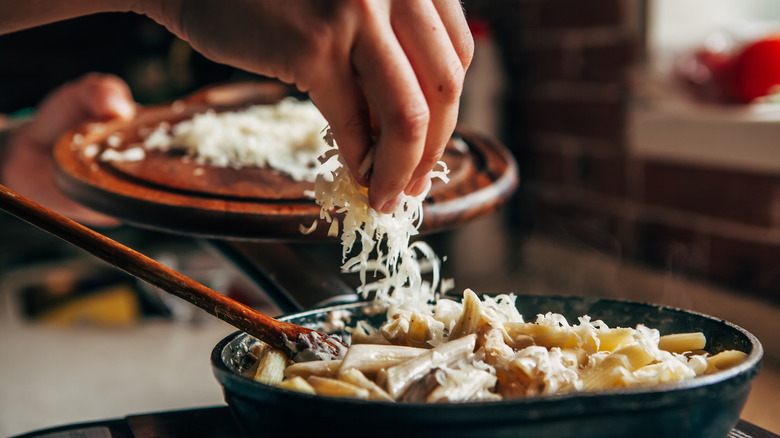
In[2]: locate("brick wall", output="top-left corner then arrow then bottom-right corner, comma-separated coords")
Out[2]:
471,0 -> 780,302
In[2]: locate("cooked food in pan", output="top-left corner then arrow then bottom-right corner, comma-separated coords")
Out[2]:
244,289 -> 747,403
239,146 -> 748,403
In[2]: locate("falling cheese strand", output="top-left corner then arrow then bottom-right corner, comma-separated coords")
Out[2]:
308,131 -> 450,311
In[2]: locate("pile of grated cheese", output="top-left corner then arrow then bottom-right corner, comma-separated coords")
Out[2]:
142,99 -> 331,181
305,134 -> 452,313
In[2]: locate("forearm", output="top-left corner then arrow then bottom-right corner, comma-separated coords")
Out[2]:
0,0 -> 180,35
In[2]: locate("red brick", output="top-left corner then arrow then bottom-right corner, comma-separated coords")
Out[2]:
524,41 -> 638,85
527,47 -> 567,81
523,148 -> 567,185
709,235 -> 780,301
528,100 -> 626,141
642,162 -> 778,228
576,152 -> 627,197
526,195 -> 629,256
536,0 -> 625,29
581,41 -> 637,82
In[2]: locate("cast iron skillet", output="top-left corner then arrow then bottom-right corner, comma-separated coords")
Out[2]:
212,294 -> 763,438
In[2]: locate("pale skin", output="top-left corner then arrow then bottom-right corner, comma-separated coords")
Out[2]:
0,0 -> 474,220
2,74 -> 134,226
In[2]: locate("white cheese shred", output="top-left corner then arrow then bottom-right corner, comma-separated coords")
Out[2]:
142,99 -> 331,181
308,130 -> 451,314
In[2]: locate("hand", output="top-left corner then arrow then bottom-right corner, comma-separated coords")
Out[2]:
145,0 -> 473,213
2,73 -> 136,227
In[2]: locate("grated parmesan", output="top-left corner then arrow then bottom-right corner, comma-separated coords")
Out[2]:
309,138 -> 451,313
100,147 -> 145,162
142,99 -> 331,181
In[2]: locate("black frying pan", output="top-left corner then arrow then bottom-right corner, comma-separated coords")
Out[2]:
212,294 -> 762,438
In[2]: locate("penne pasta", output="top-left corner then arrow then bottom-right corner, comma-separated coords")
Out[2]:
283,359 -> 342,379
339,368 -> 394,402
449,290 -> 485,339
338,344 -> 427,378
581,344 -> 654,390
385,334 -> 477,399
658,332 -> 707,354
706,350 -> 748,374
252,347 -> 289,386
597,328 -> 635,352
277,376 -> 316,395
308,376 -> 370,400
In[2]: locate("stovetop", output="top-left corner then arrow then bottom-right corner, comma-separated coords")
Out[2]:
10,406 -> 780,438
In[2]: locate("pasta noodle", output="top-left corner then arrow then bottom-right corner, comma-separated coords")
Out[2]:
658,332 -> 707,354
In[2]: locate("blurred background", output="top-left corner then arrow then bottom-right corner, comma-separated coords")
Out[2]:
1,0 -> 779,436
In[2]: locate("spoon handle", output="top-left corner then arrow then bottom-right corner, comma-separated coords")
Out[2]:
0,184 -> 310,352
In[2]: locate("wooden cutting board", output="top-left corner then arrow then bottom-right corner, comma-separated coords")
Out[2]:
53,81 -> 518,241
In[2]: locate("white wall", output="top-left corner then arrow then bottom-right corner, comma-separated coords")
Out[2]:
649,0 -> 780,55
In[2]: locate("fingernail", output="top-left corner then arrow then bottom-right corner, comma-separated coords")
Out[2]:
108,95 -> 135,120
378,193 -> 403,214
406,172 -> 433,197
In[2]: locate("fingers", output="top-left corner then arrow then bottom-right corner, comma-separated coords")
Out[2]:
8,73 -> 131,228
352,6 -> 430,213
391,1 -> 467,197
307,67 -> 373,188
30,73 -> 135,148
80,73 -> 136,121
432,0 -> 475,70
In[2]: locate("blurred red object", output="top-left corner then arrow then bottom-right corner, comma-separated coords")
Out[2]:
676,33 -> 780,104
731,35 -> 780,103
679,46 -> 735,103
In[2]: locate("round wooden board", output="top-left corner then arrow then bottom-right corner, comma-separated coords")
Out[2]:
53,81 -> 519,241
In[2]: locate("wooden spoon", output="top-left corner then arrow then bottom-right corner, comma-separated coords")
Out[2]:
0,184 -> 346,360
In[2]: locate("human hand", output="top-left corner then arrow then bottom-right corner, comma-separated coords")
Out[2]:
2,73 -> 135,227
141,0 -> 473,213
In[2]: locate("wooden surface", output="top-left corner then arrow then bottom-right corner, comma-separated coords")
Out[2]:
53,81 -> 519,241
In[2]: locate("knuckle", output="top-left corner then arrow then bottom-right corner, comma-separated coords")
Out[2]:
460,32 -> 475,69
377,175 -> 409,194
419,147 -> 444,167
290,24 -> 345,92
435,62 -> 465,104
76,73 -> 123,95
391,104 -> 430,143
343,0 -> 371,16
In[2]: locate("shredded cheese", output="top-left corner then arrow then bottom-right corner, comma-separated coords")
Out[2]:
309,136 -> 450,312
142,99 -> 331,181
